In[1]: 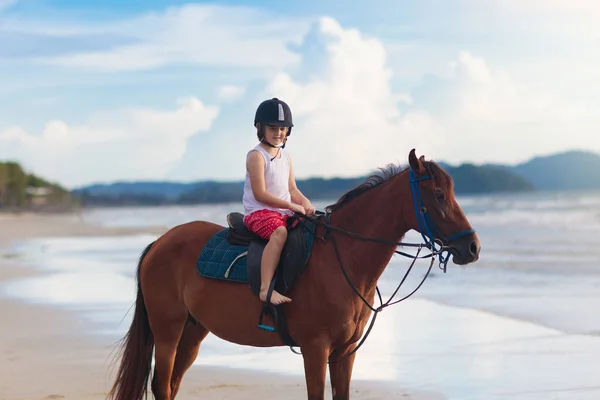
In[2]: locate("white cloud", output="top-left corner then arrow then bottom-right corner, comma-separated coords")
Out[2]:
263,17 -> 440,179
218,85 -> 246,102
261,17 -> 600,179
0,98 -> 219,187
415,51 -> 599,164
3,10 -> 599,186
4,4 -> 309,71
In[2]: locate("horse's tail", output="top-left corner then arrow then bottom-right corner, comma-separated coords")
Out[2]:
106,241 -> 156,400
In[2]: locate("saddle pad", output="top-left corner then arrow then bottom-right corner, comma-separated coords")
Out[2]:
196,229 -> 249,283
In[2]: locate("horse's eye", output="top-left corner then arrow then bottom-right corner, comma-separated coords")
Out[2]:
435,190 -> 445,201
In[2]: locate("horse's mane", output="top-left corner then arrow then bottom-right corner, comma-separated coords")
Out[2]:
325,160 -> 450,213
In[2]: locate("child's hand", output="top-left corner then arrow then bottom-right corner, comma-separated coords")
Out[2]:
301,200 -> 316,216
289,203 -> 306,215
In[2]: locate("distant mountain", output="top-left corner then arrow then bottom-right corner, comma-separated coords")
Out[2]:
73,163 -> 532,207
78,181 -> 198,201
510,150 -> 600,191
449,164 -> 533,193
71,149 -> 600,207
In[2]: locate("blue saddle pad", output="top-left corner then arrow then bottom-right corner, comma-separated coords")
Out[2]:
196,220 -> 316,284
196,229 -> 249,283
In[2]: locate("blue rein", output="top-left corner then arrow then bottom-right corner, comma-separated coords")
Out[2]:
409,168 -> 475,271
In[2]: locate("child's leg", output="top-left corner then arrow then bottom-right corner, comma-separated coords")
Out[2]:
259,226 -> 291,305
243,210 -> 293,305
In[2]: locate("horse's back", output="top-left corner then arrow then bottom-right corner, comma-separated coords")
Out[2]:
159,219 -> 223,241
139,220 -> 225,301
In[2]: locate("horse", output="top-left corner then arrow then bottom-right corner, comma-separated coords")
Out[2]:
106,149 -> 481,400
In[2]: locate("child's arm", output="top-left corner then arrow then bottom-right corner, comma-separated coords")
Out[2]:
247,151 -> 303,212
288,156 -> 316,215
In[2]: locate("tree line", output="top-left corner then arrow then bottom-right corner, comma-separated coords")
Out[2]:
0,162 -> 73,211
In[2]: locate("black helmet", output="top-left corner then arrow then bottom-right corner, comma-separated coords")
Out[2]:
254,98 -> 294,136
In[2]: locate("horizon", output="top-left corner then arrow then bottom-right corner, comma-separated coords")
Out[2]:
71,147 -> 599,189
3,144 -> 598,190
1,1 -> 599,189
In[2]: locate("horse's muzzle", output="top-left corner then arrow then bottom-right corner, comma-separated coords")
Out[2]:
448,233 -> 481,265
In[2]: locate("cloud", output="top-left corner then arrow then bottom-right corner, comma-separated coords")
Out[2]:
261,17 -> 600,179
2,4 -> 309,71
263,17 -> 440,179
218,85 -> 246,102
3,11 -> 598,186
0,98 -> 219,187
411,51 -> 598,164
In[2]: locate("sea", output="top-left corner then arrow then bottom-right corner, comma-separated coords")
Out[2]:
2,190 -> 600,400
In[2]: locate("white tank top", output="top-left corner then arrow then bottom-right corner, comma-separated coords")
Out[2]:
243,145 -> 294,217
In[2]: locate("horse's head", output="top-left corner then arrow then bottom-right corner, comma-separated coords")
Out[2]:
406,149 -> 480,265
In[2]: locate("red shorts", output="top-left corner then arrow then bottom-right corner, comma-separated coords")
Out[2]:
243,209 -> 290,240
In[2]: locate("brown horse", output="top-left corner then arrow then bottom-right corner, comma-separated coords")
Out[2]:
106,149 -> 481,400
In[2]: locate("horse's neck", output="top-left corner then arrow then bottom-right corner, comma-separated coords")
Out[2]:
327,174 -> 410,295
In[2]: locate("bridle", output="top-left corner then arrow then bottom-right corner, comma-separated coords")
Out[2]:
293,167 -> 476,361
409,168 -> 476,266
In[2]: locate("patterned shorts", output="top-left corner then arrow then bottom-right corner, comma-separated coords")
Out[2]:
243,209 -> 290,240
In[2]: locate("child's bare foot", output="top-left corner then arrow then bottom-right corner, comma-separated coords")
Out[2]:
260,289 -> 292,305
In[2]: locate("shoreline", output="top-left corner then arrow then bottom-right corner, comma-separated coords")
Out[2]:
0,212 -> 442,399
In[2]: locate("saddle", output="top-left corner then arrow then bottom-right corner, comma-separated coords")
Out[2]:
225,212 -> 311,298
197,211 -> 317,348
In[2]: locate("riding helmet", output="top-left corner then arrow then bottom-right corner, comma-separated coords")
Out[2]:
254,98 -> 294,137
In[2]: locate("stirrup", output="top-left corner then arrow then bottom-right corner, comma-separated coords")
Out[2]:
258,309 -> 275,332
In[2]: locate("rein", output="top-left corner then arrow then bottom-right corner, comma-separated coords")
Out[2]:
293,167 -> 475,362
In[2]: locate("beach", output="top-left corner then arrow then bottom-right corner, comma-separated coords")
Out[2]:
1,192 -> 600,400
0,212 -> 442,400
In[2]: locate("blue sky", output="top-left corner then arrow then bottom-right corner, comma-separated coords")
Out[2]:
1,0 -> 599,188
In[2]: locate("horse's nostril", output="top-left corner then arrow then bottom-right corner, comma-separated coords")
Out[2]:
469,240 -> 479,256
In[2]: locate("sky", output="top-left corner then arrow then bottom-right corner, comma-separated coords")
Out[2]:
1,0 -> 599,188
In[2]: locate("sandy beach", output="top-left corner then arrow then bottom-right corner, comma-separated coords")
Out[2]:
0,212 -> 442,400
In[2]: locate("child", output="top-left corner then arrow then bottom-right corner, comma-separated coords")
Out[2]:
242,98 -> 316,305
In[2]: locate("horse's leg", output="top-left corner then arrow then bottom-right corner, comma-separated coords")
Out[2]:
328,345 -> 357,400
302,344 -> 329,400
148,309 -> 188,400
170,319 -> 209,398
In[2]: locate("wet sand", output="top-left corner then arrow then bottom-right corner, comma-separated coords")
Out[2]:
0,212 -> 442,400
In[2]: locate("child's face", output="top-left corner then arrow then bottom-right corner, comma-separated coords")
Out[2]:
263,125 -> 288,146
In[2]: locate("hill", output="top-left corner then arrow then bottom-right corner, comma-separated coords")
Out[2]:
12,149 -> 598,208
449,163 -> 533,193
73,163 -> 534,206
78,181 -> 198,205
510,150 -> 600,191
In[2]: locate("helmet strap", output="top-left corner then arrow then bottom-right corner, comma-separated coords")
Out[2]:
260,138 -> 279,148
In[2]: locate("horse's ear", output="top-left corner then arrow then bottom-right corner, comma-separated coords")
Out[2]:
409,149 -> 425,174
